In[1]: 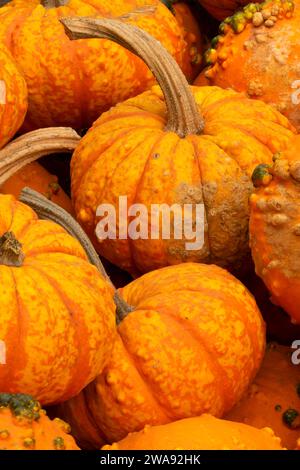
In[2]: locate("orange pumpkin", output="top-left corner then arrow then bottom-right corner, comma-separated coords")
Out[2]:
55,262 -> 266,449
196,1 -> 300,131
0,393 -> 79,450
250,136 -> 300,325
196,0 -> 263,20
60,17 -> 295,276
0,181 -> 116,405
0,44 -> 27,148
0,0 -> 201,131
102,414 -> 284,450
226,343 -> 300,450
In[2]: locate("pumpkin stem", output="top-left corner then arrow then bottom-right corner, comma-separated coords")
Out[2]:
41,0 -> 69,8
0,127 -> 80,188
20,188 -> 134,321
60,17 -> 205,138
0,232 -> 25,267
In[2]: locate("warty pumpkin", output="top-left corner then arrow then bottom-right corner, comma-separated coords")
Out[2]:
196,0 -> 300,131
60,17 -> 295,276
0,173 -> 116,405
102,414 -> 283,450
0,0 -> 201,131
55,262 -> 266,449
0,393 -> 79,450
0,44 -> 27,148
0,129 -> 77,214
196,0 -> 263,20
250,136 -> 300,325
226,343 -> 300,450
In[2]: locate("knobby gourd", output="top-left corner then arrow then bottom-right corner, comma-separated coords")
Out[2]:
0,0 -> 201,131
0,393 -> 79,450
226,343 -> 300,450
0,44 -> 27,148
0,181 -> 116,405
196,0 -> 300,131
250,136 -> 300,325
101,414 -> 284,450
54,261 -> 266,449
196,0 -> 263,20
0,128 -> 79,213
60,17 -> 295,276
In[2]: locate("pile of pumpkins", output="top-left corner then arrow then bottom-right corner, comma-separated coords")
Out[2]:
0,0 -> 299,451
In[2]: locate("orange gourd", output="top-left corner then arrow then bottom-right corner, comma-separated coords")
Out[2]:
196,0 -> 300,131
0,393 -> 79,450
102,414 -> 284,450
56,262 -> 266,449
250,136 -> 300,325
0,0 -> 201,131
196,0 -> 263,20
61,17 -> 295,276
0,166 -> 116,405
226,343 -> 300,450
0,44 -> 27,148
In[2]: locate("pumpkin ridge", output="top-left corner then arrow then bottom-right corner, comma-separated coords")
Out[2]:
29,264 -> 93,403
117,325 -> 173,419
94,109 -> 165,128
81,384 -> 110,444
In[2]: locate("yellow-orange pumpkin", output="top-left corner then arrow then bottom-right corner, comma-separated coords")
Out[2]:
0,0 -> 201,131
0,188 -> 116,405
55,262 -> 266,449
102,414 -> 284,450
226,343 -> 300,450
196,0 -> 300,131
0,393 -> 79,450
60,17 -> 295,276
250,136 -> 300,325
0,44 -> 27,148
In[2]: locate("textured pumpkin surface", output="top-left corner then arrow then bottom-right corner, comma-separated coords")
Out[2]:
226,343 -> 300,450
0,393 -> 79,450
0,193 -> 116,405
102,414 -> 283,450
0,45 -> 27,148
197,0 -> 263,20
0,162 -> 73,214
72,84 -> 295,276
196,0 -> 300,131
250,137 -> 300,325
0,0 -> 200,131
56,263 -> 266,448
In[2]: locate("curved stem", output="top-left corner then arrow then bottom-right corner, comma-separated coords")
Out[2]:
0,128 -> 80,187
20,188 -> 134,322
60,17 -> 205,138
41,0 -> 68,8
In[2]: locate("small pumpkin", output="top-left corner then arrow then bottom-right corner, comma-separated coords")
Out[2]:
0,44 -> 27,148
0,166 -> 116,405
226,343 -> 300,450
196,0 -> 300,131
0,129 -> 77,214
55,262 -> 266,449
0,393 -> 79,450
60,17 -> 295,276
0,0 -> 200,131
250,137 -> 300,325
102,414 -> 283,450
196,0 -> 263,20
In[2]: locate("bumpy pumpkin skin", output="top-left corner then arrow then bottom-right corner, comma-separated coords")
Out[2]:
0,45 -> 27,148
226,343 -> 300,450
250,137 -> 300,325
196,1 -> 300,131
0,393 -> 79,450
57,263 -> 266,448
0,194 -> 116,405
72,84 -> 295,276
0,0 -> 199,131
0,162 -> 73,214
102,414 -> 283,450
197,0 -> 263,20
